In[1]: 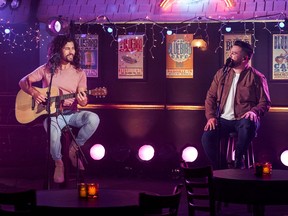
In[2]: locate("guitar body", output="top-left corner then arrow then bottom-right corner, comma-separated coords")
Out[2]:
15,86 -> 59,124
15,86 -> 107,124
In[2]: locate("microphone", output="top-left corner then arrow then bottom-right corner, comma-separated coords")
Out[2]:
223,57 -> 233,75
49,53 -> 61,64
49,53 -> 60,74
224,57 -> 233,68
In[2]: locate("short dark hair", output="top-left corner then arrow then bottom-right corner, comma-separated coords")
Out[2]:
234,40 -> 253,60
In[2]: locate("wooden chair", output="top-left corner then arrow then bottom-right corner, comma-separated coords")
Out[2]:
180,162 -> 216,216
0,189 -> 36,216
138,183 -> 183,216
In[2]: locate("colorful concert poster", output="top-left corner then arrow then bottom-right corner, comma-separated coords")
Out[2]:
118,35 -> 144,79
166,34 -> 193,78
223,34 -> 252,65
272,34 -> 288,80
75,34 -> 99,78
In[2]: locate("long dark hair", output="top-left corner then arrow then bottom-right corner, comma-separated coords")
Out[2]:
46,34 -> 81,71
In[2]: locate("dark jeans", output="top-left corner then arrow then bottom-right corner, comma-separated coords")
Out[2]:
201,118 -> 259,170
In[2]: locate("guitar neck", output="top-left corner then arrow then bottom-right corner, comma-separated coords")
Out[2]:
51,90 -> 89,102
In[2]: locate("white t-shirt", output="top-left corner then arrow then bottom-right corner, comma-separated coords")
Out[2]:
221,73 -> 240,120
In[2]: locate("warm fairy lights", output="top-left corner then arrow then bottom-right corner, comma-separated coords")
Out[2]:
0,13 -> 287,56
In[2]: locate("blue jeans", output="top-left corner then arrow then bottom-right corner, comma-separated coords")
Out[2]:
201,118 -> 258,170
43,110 -> 100,161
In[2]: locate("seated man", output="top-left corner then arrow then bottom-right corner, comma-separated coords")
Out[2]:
201,40 -> 271,170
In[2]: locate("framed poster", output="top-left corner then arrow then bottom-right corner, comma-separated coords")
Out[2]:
75,34 -> 99,78
272,34 -> 288,80
166,34 -> 193,79
223,34 -> 252,65
118,34 -> 144,79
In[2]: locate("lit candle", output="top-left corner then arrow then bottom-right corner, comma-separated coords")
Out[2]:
262,162 -> 272,175
87,183 -> 99,198
78,183 -> 87,198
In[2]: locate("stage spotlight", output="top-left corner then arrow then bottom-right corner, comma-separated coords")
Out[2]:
10,0 -> 20,9
138,144 -> 155,162
0,0 -> 6,8
47,16 -> 70,36
280,150 -> 288,166
4,28 -> 10,34
90,144 -> 106,161
181,146 -> 198,162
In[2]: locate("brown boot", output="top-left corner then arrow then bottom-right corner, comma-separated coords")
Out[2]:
69,141 -> 85,170
54,159 -> 64,183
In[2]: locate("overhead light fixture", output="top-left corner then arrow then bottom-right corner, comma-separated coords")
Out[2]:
224,0 -> 235,8
166,29 -> 173,35
0,0 -> 7,8
225,26 -> 232,32
160,0 -> 175,8
47,16 -> 70,36
10,0 -> 20,9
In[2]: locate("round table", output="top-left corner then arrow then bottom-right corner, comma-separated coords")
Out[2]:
213,169 -> 288,216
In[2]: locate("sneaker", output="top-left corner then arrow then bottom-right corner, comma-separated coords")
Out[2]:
54,160 -> 64,183
69,143 -> 85,170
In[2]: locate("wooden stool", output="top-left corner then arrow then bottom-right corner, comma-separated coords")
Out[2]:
226,132 -> 255,169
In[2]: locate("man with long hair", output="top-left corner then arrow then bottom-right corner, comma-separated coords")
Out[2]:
19,35 -> 100,183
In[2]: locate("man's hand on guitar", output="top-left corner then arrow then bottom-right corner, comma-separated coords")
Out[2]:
76,91 -> 88,106
32,90 -> 47,104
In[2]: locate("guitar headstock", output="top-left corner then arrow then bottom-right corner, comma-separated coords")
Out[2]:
89,87 -> 108,98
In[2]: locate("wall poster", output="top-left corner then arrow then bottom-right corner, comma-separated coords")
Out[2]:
118,34 -> 144,79
272,34 -> 288,80
223,34 -> 252,65
75,34 -> 99,78
166,34 -> 193,78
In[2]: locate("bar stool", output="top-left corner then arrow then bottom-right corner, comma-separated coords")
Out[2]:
226,132 -> 255,169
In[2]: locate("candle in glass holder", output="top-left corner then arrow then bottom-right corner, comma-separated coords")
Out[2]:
78,183 -> 87,198
262,162 -> 272,175
87,183 -> 99,198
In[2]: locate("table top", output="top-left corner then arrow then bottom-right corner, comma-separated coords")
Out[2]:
213,169 -> 288,205
213,169 -> 288,182
36,188 -> 141,208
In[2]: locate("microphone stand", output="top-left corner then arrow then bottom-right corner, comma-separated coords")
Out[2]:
216,59 -> 232,169
44,64 -> 56,190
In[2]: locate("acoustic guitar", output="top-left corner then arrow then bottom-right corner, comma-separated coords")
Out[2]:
15,86 -> 107,124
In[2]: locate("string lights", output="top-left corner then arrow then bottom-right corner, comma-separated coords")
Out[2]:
0,13 -> 287,56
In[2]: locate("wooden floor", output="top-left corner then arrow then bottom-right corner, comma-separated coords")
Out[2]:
1,167 -> 288,216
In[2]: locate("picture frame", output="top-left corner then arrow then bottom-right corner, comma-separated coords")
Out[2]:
271,34 -> 288,80
118,34 -> 145,80
166,34 -> 193,79
75,34 -> 99,78
223,34 -> 252,66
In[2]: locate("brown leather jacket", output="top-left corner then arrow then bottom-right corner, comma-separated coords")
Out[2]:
204,66 -> 271,120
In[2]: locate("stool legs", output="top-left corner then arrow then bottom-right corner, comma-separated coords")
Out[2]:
226,133 -> 255,169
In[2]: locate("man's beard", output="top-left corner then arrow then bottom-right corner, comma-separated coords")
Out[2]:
230,60 -> 241,68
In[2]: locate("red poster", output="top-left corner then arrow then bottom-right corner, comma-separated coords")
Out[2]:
118,35 -> 144,79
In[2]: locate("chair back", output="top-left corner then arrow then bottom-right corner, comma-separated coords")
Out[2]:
139,183 -> 183,216
0,189 -> 36,216
181,162 -> 216,216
